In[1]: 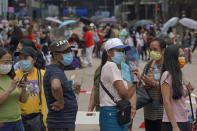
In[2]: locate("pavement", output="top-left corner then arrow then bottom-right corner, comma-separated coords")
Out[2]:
65,51 -> 197,131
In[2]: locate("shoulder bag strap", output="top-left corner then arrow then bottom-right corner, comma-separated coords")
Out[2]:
37,69 -> 42,105
99,80 -> 117,104
187,88 -> 195,121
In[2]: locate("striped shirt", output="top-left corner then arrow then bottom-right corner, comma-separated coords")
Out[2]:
142,60 -> 163,120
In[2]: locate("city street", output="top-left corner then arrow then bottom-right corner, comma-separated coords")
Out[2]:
65,51 -> 197,131
1,0 -> 197,131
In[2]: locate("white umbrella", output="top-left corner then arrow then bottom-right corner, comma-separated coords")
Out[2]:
179,18 -> 197,29
45,17 -> 62,24
161,17 -> 179,33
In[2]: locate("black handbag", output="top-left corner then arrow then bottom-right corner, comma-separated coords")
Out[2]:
136,60 -> 153,110
22,113 -> 45,131
136,83 -> 153,110
100,81 -> 131,125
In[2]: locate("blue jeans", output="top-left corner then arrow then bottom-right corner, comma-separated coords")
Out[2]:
0,120 -> 25,131
100,106 -> 127,131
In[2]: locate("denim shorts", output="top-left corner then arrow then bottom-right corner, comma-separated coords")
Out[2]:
0,119 -> 25,131
100,106 -> 127,131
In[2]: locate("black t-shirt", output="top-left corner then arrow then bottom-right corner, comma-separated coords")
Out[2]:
43,64 -> 78,128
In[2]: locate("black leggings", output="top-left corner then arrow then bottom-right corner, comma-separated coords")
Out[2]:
145,119 -> 162,131
161,122 -> 191,131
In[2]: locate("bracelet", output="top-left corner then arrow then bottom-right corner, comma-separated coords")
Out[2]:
131,107 -> 136,110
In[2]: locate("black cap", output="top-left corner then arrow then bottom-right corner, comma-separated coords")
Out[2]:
15,47 -> 37,58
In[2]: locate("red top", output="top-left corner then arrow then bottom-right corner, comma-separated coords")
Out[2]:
97,29 -> 104,43
83,31 -> 94,48
28,34 -> 35,41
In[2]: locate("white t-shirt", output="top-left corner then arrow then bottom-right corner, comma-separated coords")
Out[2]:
137,39 -> 144,47
125,37 -> 134,47
42,52 -> 52,66
100,61 -> 128,107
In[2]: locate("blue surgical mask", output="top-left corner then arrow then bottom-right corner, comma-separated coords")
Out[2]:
112,52 -> 125,64
61,52 -> 73,66
19,60 -> 32,71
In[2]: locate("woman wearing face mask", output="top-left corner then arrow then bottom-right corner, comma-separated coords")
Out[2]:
14,47 -> 47,131
161,45 -> 193,131
141,38 -> 166,131
14,39 -> 46,71
0,47 -> 28,131
99,38 -> 139,131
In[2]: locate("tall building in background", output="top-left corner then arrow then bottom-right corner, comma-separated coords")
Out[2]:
0,0 -> 8,19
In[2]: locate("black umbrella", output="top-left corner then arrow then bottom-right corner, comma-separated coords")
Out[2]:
80,17 -> 93,25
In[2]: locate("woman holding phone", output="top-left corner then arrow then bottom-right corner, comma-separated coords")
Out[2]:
15,47 -> 47,131
0,47 -> 28,131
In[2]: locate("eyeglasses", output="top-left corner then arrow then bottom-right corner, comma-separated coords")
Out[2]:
0,60 -> 14,65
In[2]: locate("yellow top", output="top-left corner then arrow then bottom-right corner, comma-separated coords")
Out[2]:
15,67 -> 47,126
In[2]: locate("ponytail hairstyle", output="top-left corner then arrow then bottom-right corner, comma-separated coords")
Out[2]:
34,52 -> 46,69
0,47 -> 15,79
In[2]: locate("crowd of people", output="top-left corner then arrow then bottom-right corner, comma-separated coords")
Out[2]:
0,18 -> 196,131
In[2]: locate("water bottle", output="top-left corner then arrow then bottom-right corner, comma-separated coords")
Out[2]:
129,61 -> 138,84
153,65 -> 160,81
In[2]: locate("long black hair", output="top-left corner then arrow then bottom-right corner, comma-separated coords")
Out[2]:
162,44 -> 183,100
101,50 -> 108,68
0,47 -> 15,79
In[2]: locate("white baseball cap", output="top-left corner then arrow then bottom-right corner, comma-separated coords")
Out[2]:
104,38 -> 130,51
90,23 -> 94,27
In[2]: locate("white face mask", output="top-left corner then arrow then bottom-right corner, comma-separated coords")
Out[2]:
0,64 -> 12,75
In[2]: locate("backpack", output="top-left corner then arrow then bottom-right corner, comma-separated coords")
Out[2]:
93,66 -> 102,111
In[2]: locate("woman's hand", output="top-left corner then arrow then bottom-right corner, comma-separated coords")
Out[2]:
142,74 -> 155,88
10,77 -> 19,92
18,81 -> 27,89
131,107 -> 136,118
185,82 -> 194,93
172,126 -> 180,131
131,67 -> 140,81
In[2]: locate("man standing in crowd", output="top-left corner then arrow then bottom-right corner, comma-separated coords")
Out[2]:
83,26 -> 95,66
43,40 -> 78,131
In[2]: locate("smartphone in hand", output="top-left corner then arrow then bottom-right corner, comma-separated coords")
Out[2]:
20,72 -> 28,82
